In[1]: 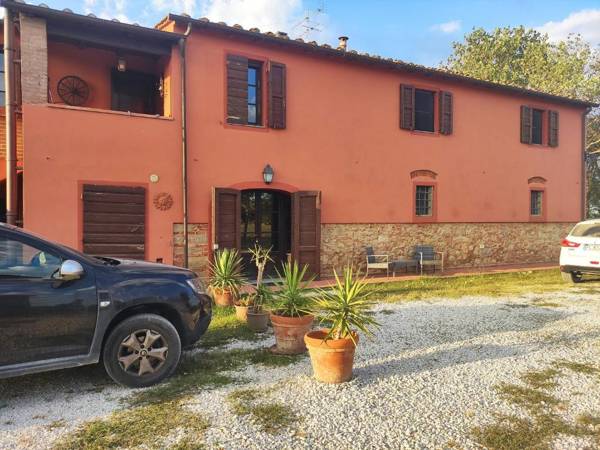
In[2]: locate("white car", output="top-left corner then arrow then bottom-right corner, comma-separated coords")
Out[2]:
560,219 -> 600,282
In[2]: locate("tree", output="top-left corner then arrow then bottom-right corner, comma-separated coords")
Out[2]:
443,26 -> 600,217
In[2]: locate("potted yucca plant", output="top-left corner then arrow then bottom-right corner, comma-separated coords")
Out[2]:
209,248 -> 244,307
304,267 -> 379,383
245,244 -> 272,332
270,261 -> 315,354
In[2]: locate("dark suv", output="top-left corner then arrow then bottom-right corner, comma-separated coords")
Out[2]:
0,223 -> 211,387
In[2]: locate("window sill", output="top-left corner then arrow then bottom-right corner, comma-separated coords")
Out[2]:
413,215 -> 437,223
224,122 -> 269,132
46,104 -> 173,120
408,129 -> 440,137
529,215 -> 546,222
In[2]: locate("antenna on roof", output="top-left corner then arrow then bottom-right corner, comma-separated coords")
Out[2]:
292,0 -> 325,40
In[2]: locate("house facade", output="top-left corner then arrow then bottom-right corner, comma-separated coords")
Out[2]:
1,1 -> 595,278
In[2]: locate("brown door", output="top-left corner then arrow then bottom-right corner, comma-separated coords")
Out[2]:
212,187 -> 241,251
292,191 -> 321,279
82,184 -> 145,259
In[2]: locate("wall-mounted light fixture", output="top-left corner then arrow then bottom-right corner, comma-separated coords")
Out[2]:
263,164 -> 274,184
117,56 -> 127,72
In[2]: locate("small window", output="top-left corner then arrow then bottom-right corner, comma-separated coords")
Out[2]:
414,89 -> 435,132
416,185 -> 434,216
247,62 -> 262,125
530,190 -> 543,216
531,109 -> 543,145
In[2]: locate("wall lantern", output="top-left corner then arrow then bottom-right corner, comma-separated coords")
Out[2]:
117,56 -> 127,72
262,164 -> 274,184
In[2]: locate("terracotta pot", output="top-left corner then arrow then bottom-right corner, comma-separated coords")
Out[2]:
246,309 -> 270,332
235,305 -> 249,321
304,329 -> 359,384
271,314 -> 314,354
212,289 -> 234,307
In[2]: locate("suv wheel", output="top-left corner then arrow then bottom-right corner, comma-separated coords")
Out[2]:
103,314 -> 181,388
561,271 -> 583,284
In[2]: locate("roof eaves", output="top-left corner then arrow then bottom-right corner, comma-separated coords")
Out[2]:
168,13 -> 598,108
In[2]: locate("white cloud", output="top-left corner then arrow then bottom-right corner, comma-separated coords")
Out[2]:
429,20 -> 461,34
83,0 -> 130,23
199,0 -> 302,34
537,9 -> 600,46
152,0 -> 198,16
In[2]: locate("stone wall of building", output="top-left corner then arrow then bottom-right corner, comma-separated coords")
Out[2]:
173,223 -> 210,277
19,14 -> 48,104
321,222 -> 573,277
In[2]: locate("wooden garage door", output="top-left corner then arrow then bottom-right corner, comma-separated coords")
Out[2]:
83,184 -> 146,259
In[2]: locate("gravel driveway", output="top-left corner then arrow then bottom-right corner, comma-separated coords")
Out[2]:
2,289 -> 600,449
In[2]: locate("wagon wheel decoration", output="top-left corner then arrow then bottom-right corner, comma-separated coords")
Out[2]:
57,75 -> 90,106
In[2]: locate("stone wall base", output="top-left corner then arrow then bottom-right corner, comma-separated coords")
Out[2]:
173,223 -> 210,276
320,222 -> 573,277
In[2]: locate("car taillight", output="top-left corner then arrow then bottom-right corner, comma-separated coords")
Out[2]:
561,238 -> 581,248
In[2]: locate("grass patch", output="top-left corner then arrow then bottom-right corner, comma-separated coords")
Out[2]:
129,348 -> 304,406
227,387 -> 297,434
473,362 -> 600,449
46,419 -> 67,431
368,269 -> 598,302
198,306 -> 266,349
54,400 -> 209,450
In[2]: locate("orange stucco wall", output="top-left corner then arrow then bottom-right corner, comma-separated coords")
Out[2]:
19,25 -> 586,264
181,30 -> 585,225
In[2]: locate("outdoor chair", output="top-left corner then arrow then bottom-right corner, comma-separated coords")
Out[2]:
411,245 -> 444,275
365,247 -> 390,277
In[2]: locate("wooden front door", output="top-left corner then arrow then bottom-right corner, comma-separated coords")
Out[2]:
82,184 -> 146,259
292,191 -> 321,279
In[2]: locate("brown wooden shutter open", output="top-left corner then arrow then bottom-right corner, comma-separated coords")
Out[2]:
520,105 -> 532,144
226,55 -> 248,125
268,61 -> 286,129
439,91 -> 453,135
212,187 -> 241,251
548,110 -> 559,147
83,184 -> 146,259
292,191 -> 321,279
400,84 -> 415,130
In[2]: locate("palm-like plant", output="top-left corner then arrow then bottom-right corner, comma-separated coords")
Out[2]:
272,261 -> 315,317
312,267 -> 380,344
209,248 -> 244,297
248,243 -> 273,288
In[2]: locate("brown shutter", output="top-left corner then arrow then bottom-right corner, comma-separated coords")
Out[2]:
212,187 -> 241,251
268,61 -> 286,129
439,91 -> 453,135
292,191 -> 321,279
520,105 -> 532,144
226,55 -> 248,125
548,110 -> 559,147
400,84 -> 415,130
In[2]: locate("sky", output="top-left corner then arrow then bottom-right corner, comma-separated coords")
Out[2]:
24,0 -> 600,67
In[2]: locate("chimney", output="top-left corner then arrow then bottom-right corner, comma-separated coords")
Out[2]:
338,36 -> 348,51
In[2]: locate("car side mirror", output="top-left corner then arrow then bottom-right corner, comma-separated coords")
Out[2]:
59,260 -> 84,281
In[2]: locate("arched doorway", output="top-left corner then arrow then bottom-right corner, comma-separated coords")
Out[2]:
241,189 -> 291,278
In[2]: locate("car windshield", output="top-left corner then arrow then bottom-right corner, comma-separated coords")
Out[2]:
570,223 -> 600,238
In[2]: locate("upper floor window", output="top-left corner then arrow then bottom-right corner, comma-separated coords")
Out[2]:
414,89 -> 435,132
415,185 -> 434,216
111,70 -> 161,116
400,85 -> 453,135
226,54 -> 286,129
530,190 -> 543,216
521,106 -> 559,147
247,62 -> 262,126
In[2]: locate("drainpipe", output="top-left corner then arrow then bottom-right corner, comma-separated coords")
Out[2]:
4,8 -> 17,226
179,23 -> 192,268
582,106 -> 592,220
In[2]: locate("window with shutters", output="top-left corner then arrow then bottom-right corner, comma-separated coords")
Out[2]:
520,106 -> 558,147
414,89 -> 435,132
